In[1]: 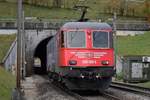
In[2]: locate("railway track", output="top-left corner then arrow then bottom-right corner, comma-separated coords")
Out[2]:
50,80 -> 87,100
102,92 -> 120,100
50,80 -> 120,100
47,77 -> 150,100
35,76 -> 120,100
22,75 -> 149,100
28,75 -> 150,100
110,82 -> 150,97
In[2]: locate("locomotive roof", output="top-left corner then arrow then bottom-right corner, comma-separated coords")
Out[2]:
62,22 -> 112,30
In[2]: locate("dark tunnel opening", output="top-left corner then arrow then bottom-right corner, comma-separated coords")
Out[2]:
33,37 -> 52,74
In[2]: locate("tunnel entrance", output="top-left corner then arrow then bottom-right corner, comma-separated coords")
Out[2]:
33,37 -> 52,74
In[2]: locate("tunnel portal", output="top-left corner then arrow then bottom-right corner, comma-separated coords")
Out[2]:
33,37 -> 52,74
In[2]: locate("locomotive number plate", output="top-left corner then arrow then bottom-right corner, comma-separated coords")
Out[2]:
82,60 -> 96,64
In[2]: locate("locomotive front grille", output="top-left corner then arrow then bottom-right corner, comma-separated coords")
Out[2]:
63,67 -> 115,79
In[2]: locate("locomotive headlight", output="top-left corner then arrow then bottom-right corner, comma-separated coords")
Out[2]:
101,60 -> 109,65
69,60 -> 77,65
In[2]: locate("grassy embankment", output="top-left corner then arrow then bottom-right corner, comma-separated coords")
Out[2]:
0,34 -> 16,100
0,1 -> 109,20
0,34 -> 16,62
117,32 -> 150,56
137,81 -> 150,88
0,0 -> 145,20
116,32 -> 150,88
0,66 -> 15,100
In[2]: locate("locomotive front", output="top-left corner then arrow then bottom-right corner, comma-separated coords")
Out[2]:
47,22 -> 115,90
59,22 -> 115,78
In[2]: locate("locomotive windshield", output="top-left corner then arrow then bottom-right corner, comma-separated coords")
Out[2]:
67,31 -> 86,48
92,31 -> 109,48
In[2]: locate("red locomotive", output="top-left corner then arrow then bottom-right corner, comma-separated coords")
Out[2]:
47,22 -> 115,91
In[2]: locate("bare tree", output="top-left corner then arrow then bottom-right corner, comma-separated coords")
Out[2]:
53,0 -> 62,8
23,0 -> 29,4
107,0 -> 120,14
119,0 -> 126,16
0,0 -> 6,2
23,0 -> 50,7
127,3 -> 136,17
144,0 -> 150,22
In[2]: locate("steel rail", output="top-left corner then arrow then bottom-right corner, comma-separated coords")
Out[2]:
112,82 -> 150,91
110,82 -> 150,97
51,81 -> 87,100
102,92 -> 121,100
50,80 -> 121,100
41,75 -> 87,100
48,78 -> 120,100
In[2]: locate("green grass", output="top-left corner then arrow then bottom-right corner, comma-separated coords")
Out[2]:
0,2 -> 80,19
116,31 -> 150,88
117,32 -> 150,56
0,34 -> 16,100
137,81 -> 150,88
115,72 -> 123,81
0,34 -> 16,62
0,2 -> 17,19
0,66 -> 15,100
0,0 -> 146,20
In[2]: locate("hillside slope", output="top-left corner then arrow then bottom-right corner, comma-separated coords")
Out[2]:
0,67 -> 15,100
0,0 -> 146,20
0,34 -> 16,62
117,32 -> 150,56
0,1 -> 108,19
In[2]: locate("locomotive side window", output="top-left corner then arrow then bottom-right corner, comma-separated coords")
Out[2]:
92,31 -> 109,48
67,31 -> 86,48
61,31 -> 65,47
109,32 -> 113,48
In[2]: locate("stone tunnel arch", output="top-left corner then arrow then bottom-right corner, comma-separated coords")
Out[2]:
33,36 -> 53,74
25,30 -> 56,76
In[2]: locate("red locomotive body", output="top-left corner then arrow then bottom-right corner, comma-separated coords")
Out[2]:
47,22 -> 115,91
59,49 -> 114,67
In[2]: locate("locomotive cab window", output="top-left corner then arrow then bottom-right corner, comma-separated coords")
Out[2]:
67,31 -> 86,48
92,31 -> 109,48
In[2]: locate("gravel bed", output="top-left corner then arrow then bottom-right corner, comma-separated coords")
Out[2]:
22,75 -> 150,100
22,75 -> 76,100
106,87 -> 150,100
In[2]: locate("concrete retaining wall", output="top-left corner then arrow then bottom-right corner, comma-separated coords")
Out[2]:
2,39 -> 17,74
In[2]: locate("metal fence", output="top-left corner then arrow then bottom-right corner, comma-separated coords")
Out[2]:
0,20 -> 150,31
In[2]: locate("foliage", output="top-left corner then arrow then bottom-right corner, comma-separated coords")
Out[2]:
137,81 -> 150,88
0,0 -> 6,2
0,67 -> 15,100
106,0 -> 121,14
144,0 -> 150,22
117,32 -> 150,56
0,34 -> 16,62
115,72 -> 123,80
